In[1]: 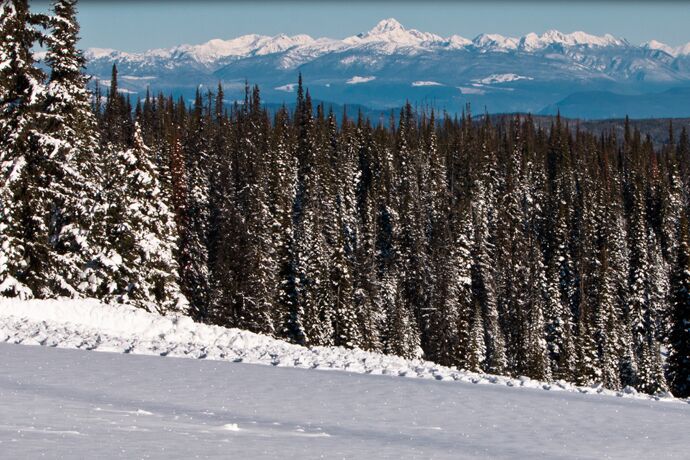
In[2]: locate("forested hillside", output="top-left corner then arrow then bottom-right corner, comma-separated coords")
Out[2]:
1,0 -> 689,397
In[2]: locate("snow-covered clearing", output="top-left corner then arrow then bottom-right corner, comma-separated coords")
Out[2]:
0,299 -> 689,458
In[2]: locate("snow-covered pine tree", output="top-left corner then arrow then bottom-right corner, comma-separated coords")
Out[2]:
678,127 -> 690,189
544,117 -> 578,381
467,299 -> 487,373
328,112 -> 362,348
268,106 -> 299,338
101,63 -> 130,148
425,112 -> 458,365
596,259 -> 622,390
392,103 -> 426,355
207,85 -> 237,326
668,216 -> 690,397
627,158 -> 653,390
471,178 -> 507,374
606,174 -> 633,388
281,76 -> 310,345
382,270 -> 421,359
0,0 -> 45,298
100,122 -> 187,314
179,89 -> 211,320
594,198 -> 624,390
233,85 -> 275,334
641,231 -> 669,393
290,86 -> 335,346
522,155 -> 551,382
495,118 -> 532,375
372,124 -> 420,358
571,155 -> 603,386
574,294 -> 601,385
34,0 -> 103,297
351,114 -> 383,352
428,203 -> 473,367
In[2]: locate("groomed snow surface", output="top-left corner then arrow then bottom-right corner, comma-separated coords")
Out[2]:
1,299 -> 689,458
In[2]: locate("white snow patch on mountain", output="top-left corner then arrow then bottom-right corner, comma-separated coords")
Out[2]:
274,83 -> 297,92
412,81 -> 443,87
473,73 -> 534,85
0,298 -> 684,405
346,76 -> 376,85
120,75 -> 157,81
458,87 -> 486,95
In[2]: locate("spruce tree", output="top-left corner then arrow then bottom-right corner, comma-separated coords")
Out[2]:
35,0 -> 102,297
100,122 -> 187,313
329,113 -> 362,348
0,0 -> 45,298
290,89 -> 334,346
207,86 -> 236,326
471,179 -> 507,374
234,85 -> 276,334
668,216 -> 690,397
179,89 -> 210,320
269,106 -> 299,338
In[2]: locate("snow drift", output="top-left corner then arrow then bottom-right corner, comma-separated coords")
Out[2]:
0,298 -> 685,404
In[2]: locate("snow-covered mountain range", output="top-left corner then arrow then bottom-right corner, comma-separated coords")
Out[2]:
82,19 -> 690,118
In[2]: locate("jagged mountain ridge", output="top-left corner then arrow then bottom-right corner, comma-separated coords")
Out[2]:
82,18 -> 690,118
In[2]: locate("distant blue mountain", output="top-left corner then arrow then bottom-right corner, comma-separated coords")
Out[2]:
540,87 -> 690,119
78,18 -> 690,119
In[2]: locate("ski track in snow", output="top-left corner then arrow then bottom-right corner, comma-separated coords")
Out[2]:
0,298 -> 687,405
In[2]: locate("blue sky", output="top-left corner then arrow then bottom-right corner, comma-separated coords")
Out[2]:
32,1 -> 690,52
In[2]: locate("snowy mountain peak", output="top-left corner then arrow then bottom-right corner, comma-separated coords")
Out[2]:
643,39 -> 677,56
178,33 -> 317,63
369,18 -> 405,35
85,47 -> 124,59
345,18 -> 444,47
447,34 -> 472,49
674,42 -> 690,56
519,30 -> 623,51
472,33 -> 518,51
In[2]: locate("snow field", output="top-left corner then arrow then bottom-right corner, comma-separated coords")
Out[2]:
0,298 -> 686,404
1,343 -> 689,459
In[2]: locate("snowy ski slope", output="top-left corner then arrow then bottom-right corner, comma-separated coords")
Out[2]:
1,299 -> 689,458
